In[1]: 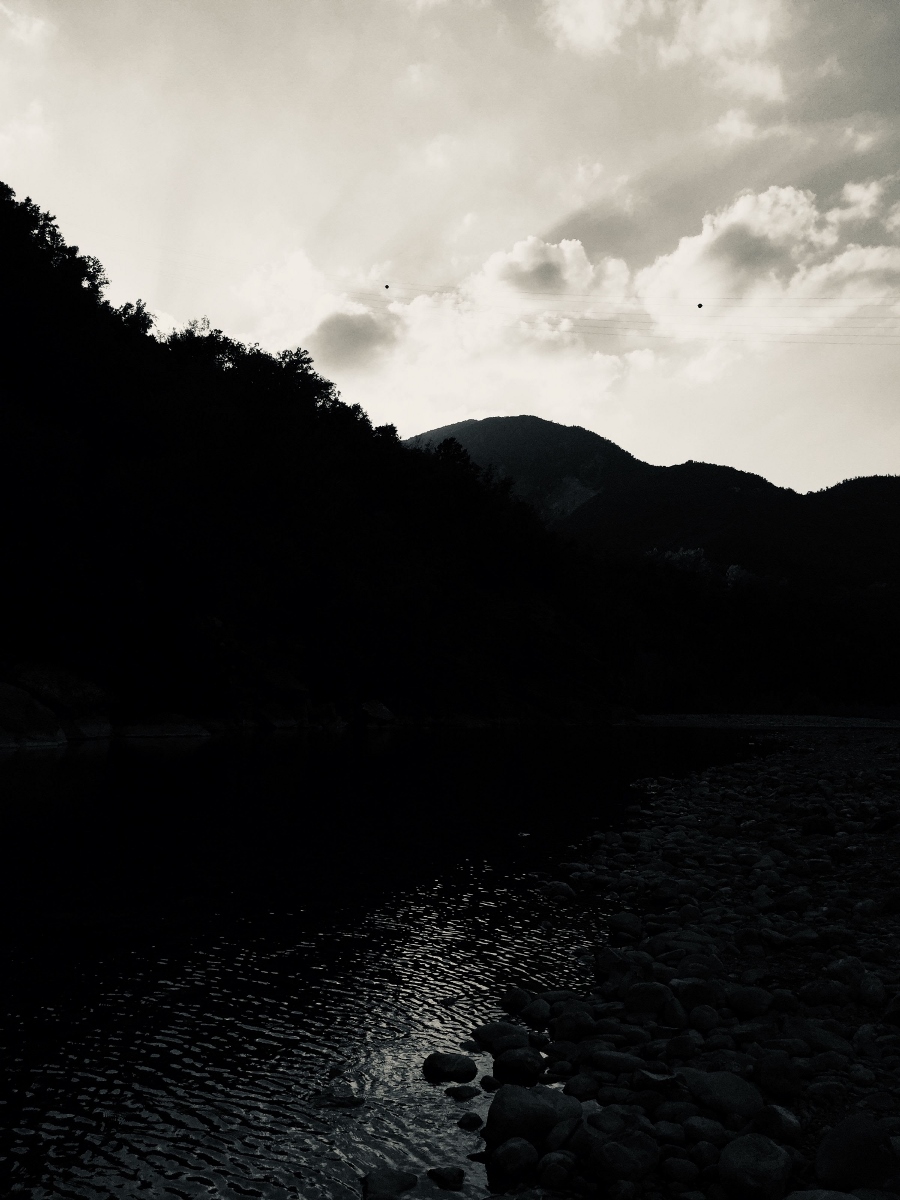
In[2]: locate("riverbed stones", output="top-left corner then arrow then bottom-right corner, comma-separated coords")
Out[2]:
446,734 -> 900,1198
718,1133 -> 791,1198
489,1137 -> 539,1178
815,1116 -> 894,1191
483,1083 -> 579,1147
679,1069 -> 765,1119
422,1053 -> 477,1083
426,1165 -> 465,1190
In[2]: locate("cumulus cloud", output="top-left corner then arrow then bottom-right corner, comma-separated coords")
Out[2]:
636,183 -> 900,341
308,308 -> 399,368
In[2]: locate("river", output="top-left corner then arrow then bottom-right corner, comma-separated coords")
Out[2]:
0,724 -> 767,1198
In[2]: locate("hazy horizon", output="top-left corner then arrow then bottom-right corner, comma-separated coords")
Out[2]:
2,0 -> 899,491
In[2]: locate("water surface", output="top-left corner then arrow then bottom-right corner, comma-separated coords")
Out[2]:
0,725 -> 765,1198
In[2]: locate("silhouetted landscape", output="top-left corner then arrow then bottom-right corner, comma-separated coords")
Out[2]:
1,181 -> 898,744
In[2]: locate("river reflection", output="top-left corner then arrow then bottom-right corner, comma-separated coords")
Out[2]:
0,725 -> 766,1198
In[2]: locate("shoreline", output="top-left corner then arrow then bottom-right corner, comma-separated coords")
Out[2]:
412,727 -> 900,1198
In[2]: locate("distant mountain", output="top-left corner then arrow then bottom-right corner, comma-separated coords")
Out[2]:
405,415 -> 645,522
409,415 -> 900,591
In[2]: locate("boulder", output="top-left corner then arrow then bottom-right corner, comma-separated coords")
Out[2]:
472,1022 -> 528,1053
493,1046 -> 545,1086
484,1084 -> 577,1147
422,1053 -> 477,1083
599,1131 -> 660,1180
426,1166 -> 465,1191
679,1069 -> 765,1119
609,912 -> 643,938
719,1133 -> 791,1198
537,1150 -> 578,1189
489,1137 -> 539,1178
815,1116 -> 893,1191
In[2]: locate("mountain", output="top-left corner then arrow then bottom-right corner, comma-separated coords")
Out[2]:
405,415 -> 645,521
409,416 -> 900,591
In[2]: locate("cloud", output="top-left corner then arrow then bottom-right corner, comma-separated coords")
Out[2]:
636,182 -> 900,341
308,309 -> 399,369
541,0 -> 650,55
0,2 -> 52,46
541,0 -> 787,98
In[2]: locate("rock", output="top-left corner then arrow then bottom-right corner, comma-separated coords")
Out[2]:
0,682 -> 66,746
728,987 -> 773,1018
581,1048 -> 646,1074
691,1004 -> 721,1033
537,1151 -> 578,1189
827,958 -> 866,985
550,1009 -> 596,1041
493,1046 -> 545,1085
423,1053 -> 477,1083
500,986 -> 534,1014
362,1166 -> 417,1196
798,980 -> 851,1006
600,1131 -> 660,1179
445,1085 -> 480,1101
684,1116 -> 729,1146
519,998 -> 551,1027
610,912 -> 643,938
472,1022 -> 528,1052
785,1192 -> 857,1200
625,982 -> 672,1012
882,995 -> 900,1025
457,1112 -> 483,1131
607,1184 -> 638,1200
858,973 -> 887,1007
484,1084 -> 576,1147
719,1133 -> 791,1198
426,1166 -> 465,1191
564,1073 -> 600,1100
543,881 -> 577,901
663,1158 -> 701,1184
816,1116 -> 894,1191
675,979 -> 728,1010
753,1105 -> 803,1143
756,1052 -> 803,1100
679,1069 -> 765,1119
489,1137 -> 539,1178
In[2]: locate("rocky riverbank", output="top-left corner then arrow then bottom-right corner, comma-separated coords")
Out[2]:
395,729 -> 900,1198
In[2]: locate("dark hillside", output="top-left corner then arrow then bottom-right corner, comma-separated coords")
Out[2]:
406,414 -> 645,521
0,183 -> 614,725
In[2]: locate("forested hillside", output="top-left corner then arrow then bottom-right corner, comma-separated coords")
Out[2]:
2,182 -> 898,729
0,183 -> 610,724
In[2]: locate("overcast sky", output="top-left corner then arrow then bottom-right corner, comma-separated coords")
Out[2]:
2,0 -> 899,490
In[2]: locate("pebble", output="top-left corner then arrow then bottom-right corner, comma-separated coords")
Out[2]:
416,733 -> 900,1198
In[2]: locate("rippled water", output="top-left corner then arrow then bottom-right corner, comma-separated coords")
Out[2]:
0,726 -> 763,1198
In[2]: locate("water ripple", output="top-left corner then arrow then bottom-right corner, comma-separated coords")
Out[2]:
3,864 -> 600,1199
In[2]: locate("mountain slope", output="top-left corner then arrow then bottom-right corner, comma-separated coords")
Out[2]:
410,415 -> 900,591
406,415 -> 645,521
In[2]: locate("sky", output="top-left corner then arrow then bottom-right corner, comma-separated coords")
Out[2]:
2,0 -> 899,491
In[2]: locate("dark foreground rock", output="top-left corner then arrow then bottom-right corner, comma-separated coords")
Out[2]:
419,731 -> 900,1196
